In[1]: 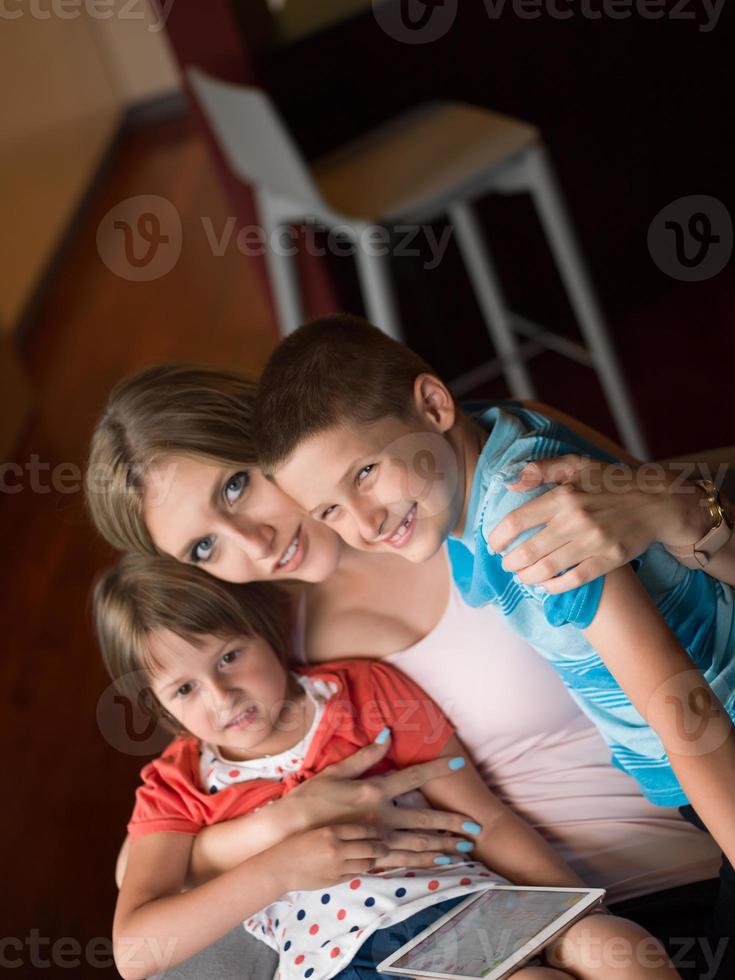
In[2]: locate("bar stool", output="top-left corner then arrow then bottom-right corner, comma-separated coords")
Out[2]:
188,67 -> 647,458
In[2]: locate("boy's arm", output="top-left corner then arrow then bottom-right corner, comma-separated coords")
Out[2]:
583,566 -> 735,864
419,735 -> 586,888
114,824 -> 388,980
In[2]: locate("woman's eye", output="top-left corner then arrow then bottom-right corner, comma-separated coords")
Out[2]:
220,650 -> 238,666
356,464 -> 375,485
176,682 -> 193,698
320,505 -> 337,521
223,471 -> 249,506
191,536 -> 215,563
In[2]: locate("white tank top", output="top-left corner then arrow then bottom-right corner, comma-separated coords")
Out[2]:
298,561 -> 719,902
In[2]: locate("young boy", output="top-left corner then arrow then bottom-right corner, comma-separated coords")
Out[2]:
254,314 -> 735,955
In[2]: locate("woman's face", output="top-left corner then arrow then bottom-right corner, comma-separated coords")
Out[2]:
142,455 -> 343,584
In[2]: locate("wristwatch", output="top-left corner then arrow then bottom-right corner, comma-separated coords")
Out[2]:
668,479 -> 734,569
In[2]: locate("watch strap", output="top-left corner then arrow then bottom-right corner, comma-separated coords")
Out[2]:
668,480 -> 733,569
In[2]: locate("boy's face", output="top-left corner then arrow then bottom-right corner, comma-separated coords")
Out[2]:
273,410 -> 464,563
149,630 -> 298,761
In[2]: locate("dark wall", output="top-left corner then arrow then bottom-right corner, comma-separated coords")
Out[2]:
258,2 -> 733,319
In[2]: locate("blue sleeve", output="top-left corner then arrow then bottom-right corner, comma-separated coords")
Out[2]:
471,406 -> 612,628
454,522 -> 603,629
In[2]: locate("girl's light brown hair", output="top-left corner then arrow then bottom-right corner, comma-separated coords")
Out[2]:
93,553 -> 291,734
85,364 -> 258,555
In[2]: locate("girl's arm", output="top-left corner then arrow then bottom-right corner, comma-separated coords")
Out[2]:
114,824 -> 388,980
583,566 -> 735,865
189,739 -> 481,883
418,735 -> 586,888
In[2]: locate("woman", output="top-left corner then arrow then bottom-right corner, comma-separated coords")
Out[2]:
86,366 -> 722,972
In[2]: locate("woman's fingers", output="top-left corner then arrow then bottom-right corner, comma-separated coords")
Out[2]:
500,524 -> 574,574
375,850 -> 476,871
377,757 -> 466,799
381,806 -> 481,838
539,557 -> 610,593
506,454 -> 588,491
333,824 -> 385,841
317,735 -> 391,780
382,830 -> 475,857
487,487 -> 571,553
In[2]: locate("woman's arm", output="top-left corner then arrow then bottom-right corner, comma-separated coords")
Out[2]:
114,824 -> 388,980
583,566 -> 735,866
488,403 -> 734,589
188,738 -> 481,883
418,735 -> 586,888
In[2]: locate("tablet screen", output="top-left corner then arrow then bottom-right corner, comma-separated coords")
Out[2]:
388,889 -> 587,977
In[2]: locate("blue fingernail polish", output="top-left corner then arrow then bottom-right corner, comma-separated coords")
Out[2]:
448,757 -> 465,771
434,855 -> 452,865
462,821 -> 482,835
374,727 -> 391,745
456,841 -> 474,853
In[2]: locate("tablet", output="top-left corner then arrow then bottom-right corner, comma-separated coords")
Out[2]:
377,886 -> 606,980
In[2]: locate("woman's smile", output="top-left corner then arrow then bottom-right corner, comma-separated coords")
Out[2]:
274,525 -> 305,574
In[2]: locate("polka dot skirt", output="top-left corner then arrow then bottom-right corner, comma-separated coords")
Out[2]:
244,863 -> 494,980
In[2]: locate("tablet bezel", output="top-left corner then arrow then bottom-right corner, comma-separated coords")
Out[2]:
377,885 -> 606,980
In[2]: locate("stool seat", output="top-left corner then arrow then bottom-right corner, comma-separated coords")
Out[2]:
313,102 -> 539,222
188,67 -> 648,458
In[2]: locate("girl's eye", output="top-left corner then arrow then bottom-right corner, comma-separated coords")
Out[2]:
220,650 -> 238,666
320,505 -> 337,521
191,535 -> 215,563
223,471 -> 249,506
356,464 -> 375,485
176,682 -> 193,698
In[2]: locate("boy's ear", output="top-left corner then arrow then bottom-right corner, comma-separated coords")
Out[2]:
412,374 -> 456,432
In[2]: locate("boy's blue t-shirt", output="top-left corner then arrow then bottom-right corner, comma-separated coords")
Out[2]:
448,403 -> 735,807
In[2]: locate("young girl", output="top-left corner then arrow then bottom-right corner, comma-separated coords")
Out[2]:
94,554 -> 678,980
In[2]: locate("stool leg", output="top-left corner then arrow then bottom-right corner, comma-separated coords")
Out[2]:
354,239 -> 404,343
525,146 -> 649,458
448,200 -> 536,400
262,221 -> 305,337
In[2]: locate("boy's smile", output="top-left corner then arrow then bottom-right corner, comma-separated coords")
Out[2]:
272,411 -> 468,563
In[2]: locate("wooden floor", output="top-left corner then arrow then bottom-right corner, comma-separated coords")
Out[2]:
2,113 -> 733,977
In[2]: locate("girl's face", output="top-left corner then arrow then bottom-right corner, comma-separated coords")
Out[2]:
148,628 -> 299,760
142,456 -> 343,584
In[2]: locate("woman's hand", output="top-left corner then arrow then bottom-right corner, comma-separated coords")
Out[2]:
286,734 -> 482,868
188,734 -> 482,884
275,824 -> 391,892
487,455 -> 712,593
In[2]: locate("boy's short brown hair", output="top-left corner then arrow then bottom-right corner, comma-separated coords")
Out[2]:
93,554 -> 291,734
254,314 -> 435,473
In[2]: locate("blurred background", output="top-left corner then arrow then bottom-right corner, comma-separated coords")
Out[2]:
1,0 -> 733,975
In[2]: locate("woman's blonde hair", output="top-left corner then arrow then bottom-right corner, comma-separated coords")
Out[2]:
93,553 -> 292,735
85,364 -> 258,554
